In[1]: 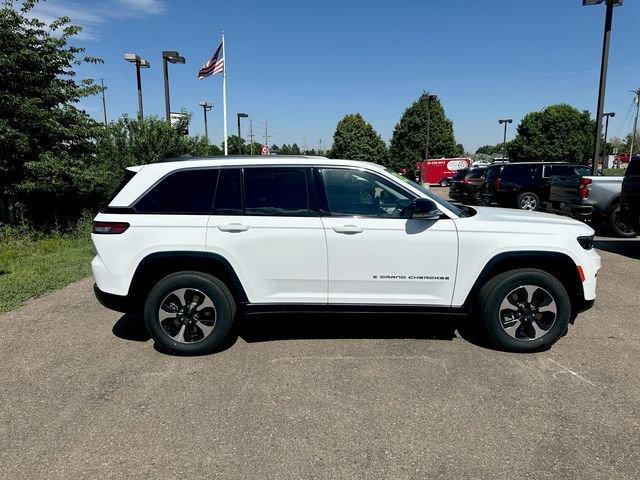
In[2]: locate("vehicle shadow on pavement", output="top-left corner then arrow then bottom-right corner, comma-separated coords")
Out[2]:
111,313 -> 500,353
595,239 -> 640,260
112,314 -> 150,342
237,314 -> 459,343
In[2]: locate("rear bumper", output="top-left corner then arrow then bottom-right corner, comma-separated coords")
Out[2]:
545,203 -> 597,223
93,284 -> 134,313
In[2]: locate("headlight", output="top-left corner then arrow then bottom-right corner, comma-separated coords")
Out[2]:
577,235 -> 594,250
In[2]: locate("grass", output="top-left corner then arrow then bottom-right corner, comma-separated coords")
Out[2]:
603,168 -> 626,176
0,221 -> 95,314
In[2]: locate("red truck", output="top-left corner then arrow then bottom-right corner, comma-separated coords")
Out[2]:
417,158 -> 471,186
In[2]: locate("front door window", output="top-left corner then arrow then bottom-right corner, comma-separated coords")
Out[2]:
318,168 -> 414,217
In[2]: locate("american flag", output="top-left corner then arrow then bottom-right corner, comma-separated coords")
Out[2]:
198,43 -> 224,80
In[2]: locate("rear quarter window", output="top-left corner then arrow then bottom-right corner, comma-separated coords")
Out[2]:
106,169 -> 137,205
135,168 -> 219,214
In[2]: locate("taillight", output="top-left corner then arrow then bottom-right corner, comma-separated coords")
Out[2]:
92,221 -> 130,234
578,178 -> 592,199
494,178 -> 501,189
462,178 -> 470,184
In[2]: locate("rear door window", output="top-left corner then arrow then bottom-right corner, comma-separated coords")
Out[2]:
213,168 -> 243,215
243,167 -> 309,216
135,169 -> 218,214
502,165 -> 539,182
550,165 -> 574,176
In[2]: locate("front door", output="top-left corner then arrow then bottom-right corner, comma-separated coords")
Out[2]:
316,167 -> 458,306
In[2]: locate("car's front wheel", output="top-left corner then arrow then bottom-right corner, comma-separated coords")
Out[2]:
144,271 -> 236,355
478,269 -> 571,352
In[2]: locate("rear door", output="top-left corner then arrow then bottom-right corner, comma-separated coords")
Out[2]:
205,166 -> 327,304
316,167 -> 458,306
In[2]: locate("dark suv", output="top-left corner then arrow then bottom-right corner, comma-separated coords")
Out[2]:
621,156 -> 640,232
482,162 -> 591,211
449,167 -> 488,204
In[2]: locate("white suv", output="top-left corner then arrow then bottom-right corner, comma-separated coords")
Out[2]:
92,156 -> 600,354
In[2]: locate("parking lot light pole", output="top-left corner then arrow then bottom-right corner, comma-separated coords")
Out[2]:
124,53 -> 150,119
237,113 -> 248,154
199,102 -> 214,144
498,118 -> 513,159
583,0 -> 623,175
602,112 -> 615,160
162,51 -> 186,123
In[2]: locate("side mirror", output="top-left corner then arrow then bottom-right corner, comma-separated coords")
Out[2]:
410,198 -> 442,221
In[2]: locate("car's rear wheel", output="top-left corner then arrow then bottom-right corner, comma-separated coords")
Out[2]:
608,204 -> 637,238
478,269 -> 571,352
144,271 -> 236,355
516,192 -> 539,211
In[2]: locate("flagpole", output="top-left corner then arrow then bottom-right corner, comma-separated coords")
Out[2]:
222,32 -> 228,156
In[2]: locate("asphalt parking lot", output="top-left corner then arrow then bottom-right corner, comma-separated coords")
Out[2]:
1,191 -> 639,479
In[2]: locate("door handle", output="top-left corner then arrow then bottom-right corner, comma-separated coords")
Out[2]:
217,223 -> 250,232
332,225 -> 363,234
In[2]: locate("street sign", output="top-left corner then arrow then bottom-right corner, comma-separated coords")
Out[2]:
170,112 -> 189,135
261,145 -> 269,155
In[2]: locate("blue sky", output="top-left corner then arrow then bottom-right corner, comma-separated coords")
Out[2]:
31,0 -> 640,153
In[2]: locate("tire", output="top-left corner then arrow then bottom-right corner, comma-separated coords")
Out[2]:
516,192 -> 540,211
439,178 -> 449,187
608,204 -> 637,238
478,268 -> 571,352
144,271 -> 236,355
473,191 -> 487,206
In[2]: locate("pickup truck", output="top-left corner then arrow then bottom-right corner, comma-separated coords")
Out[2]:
621,157 -> 640,232
545,175 -> 636,237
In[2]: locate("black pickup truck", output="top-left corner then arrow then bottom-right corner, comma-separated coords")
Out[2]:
621,157 -> 640,232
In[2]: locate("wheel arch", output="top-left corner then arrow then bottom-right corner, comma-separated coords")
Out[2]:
605,193 -> 620,214
463,251 -> 585,310
128,251 -> 249,309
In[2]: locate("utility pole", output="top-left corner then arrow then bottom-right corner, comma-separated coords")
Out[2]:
319,139 -> 323,155
249,117 -> 254,155
100,78 -> 108,126
630,89 -> 640,159
264,121 -> 269,150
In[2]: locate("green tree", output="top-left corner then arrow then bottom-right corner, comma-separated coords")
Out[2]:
0,0 -> 103,224
93,115 -> 222,201
476,144 -> 504,155
389,93 -> 460,171
507,104 -> 595,163
224,135 -> 245,155
328,113 -> 389,165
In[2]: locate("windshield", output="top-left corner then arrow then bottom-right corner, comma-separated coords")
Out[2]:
388,170 -> 465,217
